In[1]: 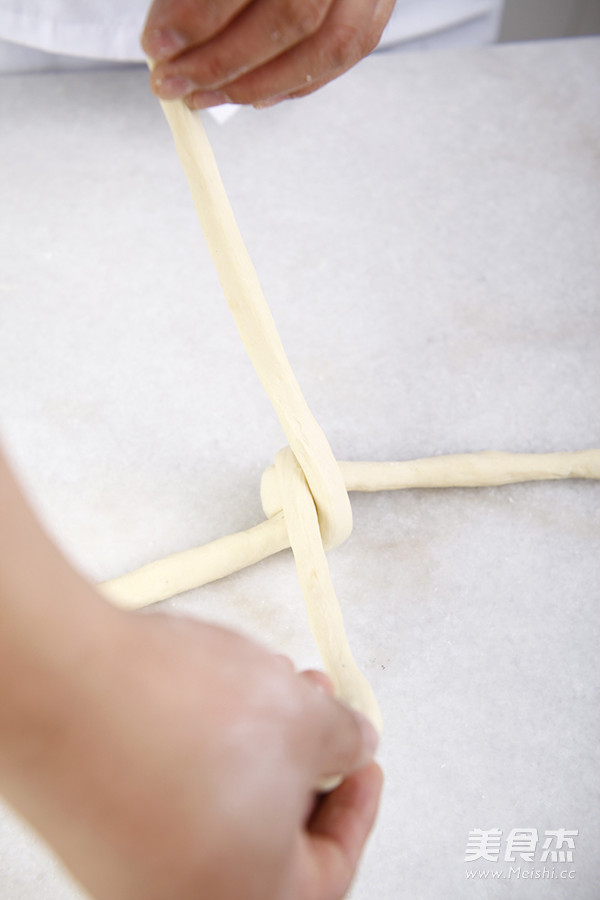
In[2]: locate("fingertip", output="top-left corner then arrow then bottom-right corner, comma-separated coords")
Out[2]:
299,669 -> 335,696
184,89 -> 230,109
310,693 -> 381,791
364,758 -> 385,798
354,711 -> 380,764
273,653 -> 295,671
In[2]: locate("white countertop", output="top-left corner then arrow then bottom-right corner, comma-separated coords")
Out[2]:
1,36 -> 599,900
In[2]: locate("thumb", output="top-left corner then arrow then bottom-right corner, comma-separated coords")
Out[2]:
307,692 -> 380,791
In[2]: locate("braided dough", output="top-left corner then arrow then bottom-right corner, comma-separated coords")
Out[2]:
98,98 -> 600,735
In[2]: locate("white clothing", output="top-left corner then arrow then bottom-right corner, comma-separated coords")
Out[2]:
0,0 -> 504,72
379,0 -> 504,49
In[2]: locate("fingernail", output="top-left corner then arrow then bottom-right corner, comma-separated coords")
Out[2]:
154,75 -> 198,100
143,27 -> 188,61
253,95 -> 288,110
185,90 -> 229,110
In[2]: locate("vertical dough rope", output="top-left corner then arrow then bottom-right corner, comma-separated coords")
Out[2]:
157,98 -> 352,553
99,96 -> 600,733
154,98 -> 379,729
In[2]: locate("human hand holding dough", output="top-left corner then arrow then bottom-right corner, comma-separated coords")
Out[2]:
142,0 -> 396,109
0,525 -> 381,900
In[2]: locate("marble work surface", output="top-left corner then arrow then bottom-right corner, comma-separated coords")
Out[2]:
0,36 -> 599,900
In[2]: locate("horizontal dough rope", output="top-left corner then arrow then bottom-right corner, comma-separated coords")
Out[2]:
261,449 -> 600,514
99,447 -> 600,610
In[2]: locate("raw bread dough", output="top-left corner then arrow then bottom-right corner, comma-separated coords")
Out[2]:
100,448 -> 600,610
154,96 -> 351,553
98,98 -> 600,735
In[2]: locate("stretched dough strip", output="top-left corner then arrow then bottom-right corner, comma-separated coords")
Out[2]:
339,449 -> 600,491
261,448 -> 600,512
100,514 -> 289,609
157,98 -> 351,552
133,95 -> 372,728
99,448 -> 600,610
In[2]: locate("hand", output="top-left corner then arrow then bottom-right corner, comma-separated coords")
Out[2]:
2,608 -> 382,900
141,0 -> 396,109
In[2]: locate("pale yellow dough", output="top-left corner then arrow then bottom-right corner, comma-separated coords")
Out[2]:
100,448 -> 600,612
99,97 -> 600,737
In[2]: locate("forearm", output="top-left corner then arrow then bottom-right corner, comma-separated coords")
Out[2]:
0,448 -> 117,777
0,450 -> 381,900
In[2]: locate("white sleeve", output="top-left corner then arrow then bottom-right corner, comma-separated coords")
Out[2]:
379,0 -> 505,50
0,0 -> 148,61
0,0 -> 505,68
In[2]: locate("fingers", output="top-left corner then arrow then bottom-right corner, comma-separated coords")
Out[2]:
273,659 -> 334,698
143,0 -> 333,93
142,0 -> 253,59
297,668 -> 379,794
189,0 -> 390,108
303,762 -> 383,899
299,669 -> 335,695
306,689 -> 380,786
150,0 -> 334,97
232,0 -> 389,106
142,0 -> 395,109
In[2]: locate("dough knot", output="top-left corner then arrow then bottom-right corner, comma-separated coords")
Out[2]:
260,448 -> 350,552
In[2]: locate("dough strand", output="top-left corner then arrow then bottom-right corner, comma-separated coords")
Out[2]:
100,447 -> 600,611
132,97 -> 376,728
100,95 -> 600,737
156,98 -> 351,552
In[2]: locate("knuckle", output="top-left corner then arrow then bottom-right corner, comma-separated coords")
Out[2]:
323,23 -> 364,70
194,0 -> 227,34
222,82 -> 245,104
196,52 -> 231,87
363,21 -> 384,55
163,0 -> 227,40
368,4 -> 395,52
274,654 -> 296,676
172,45 -> 246,90
273,0 -> 330,43
224,76 -> 268,106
